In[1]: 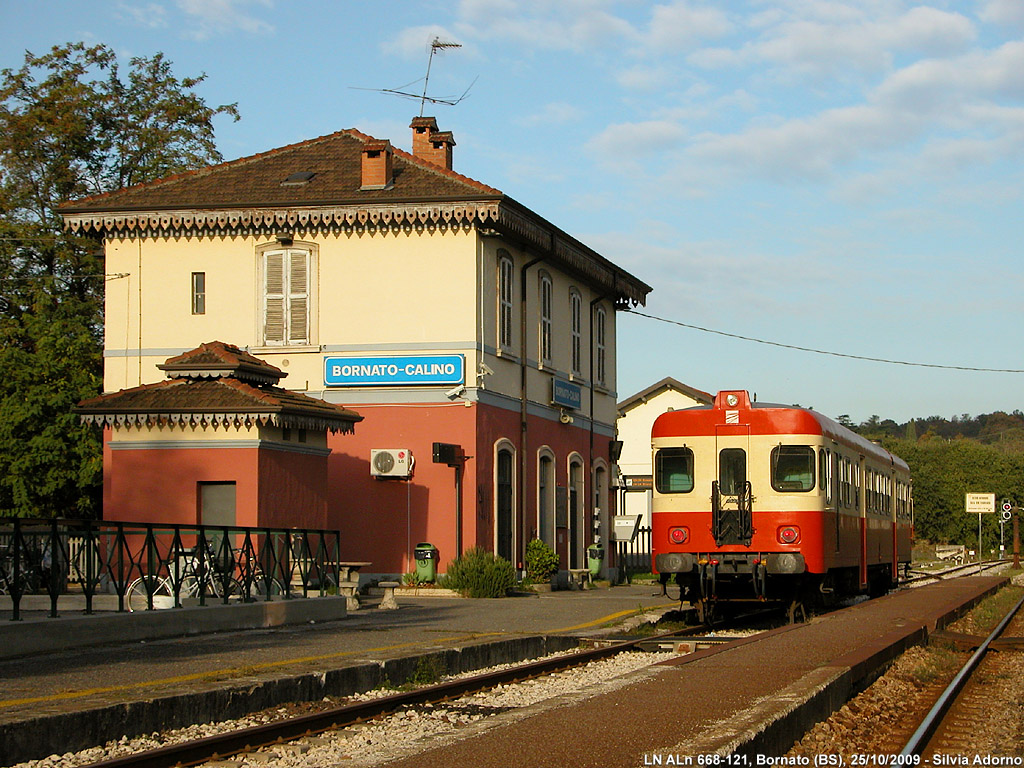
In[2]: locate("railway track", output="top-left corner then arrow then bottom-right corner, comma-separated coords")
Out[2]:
76,616 -> 768,768
899,589 -> 1024,761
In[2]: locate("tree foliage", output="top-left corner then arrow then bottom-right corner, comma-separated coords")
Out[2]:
0,43 -> 238,517
843,408 -> 1024,555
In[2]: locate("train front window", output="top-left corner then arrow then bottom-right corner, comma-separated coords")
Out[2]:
771,446 -> 815,492
719,449 -> 746,496
655,448 -> 694,493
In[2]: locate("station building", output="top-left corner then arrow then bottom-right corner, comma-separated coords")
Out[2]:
616,378 -> 712,529
61,118 -> 651,577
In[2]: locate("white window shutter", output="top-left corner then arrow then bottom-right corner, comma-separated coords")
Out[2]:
264,251 -> 286,344
288,251 -> 309,344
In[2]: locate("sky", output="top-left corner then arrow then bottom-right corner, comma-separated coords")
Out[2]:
1,0 -> 1022,423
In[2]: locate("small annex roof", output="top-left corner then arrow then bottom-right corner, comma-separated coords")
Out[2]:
617,377 -> 713,416
58,123 -> 651,307
157,341 -> 286,386
76,342 -> 362,434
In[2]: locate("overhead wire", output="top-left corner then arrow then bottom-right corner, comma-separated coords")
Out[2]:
622,308 -> 1024,374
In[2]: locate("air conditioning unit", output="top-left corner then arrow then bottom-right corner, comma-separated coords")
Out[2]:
370,449 -> 414,478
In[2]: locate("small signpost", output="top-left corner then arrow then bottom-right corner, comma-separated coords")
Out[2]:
966,493 -> 995,565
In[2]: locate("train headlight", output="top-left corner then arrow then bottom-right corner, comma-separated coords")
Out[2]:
669,526 -> 689,544
778,526 -> 800,544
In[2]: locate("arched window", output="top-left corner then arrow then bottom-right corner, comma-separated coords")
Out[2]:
569,288 -> 582,376
495,441 -> 515,561
498,251 -> 514,352
537,449 -> 555,547
538,272 -> 552,366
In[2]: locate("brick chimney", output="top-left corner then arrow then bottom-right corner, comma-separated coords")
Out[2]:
360,139 -> 393,189
410,116 -> 455,170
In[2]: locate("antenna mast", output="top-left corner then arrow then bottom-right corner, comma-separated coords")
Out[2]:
420,37 -> 461,116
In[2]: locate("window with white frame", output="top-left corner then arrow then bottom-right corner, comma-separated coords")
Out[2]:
539,272 -> 552,365
595,305 -> 606,386
260,246 -> 313,346
570,288 -> 582,376
498,252 -> 514,351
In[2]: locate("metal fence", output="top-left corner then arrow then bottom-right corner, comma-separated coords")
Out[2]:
0,517 -> 344,620
614,525 -> 652,582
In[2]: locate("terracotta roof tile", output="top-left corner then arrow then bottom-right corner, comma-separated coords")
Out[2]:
60,129 -> 501,214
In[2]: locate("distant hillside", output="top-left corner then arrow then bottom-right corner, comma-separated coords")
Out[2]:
838,410 -> 1024,452
828,409 -> 1024,553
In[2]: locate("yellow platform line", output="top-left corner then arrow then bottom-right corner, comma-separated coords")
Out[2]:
1,603 -> 675,710
0,632 -> 499,710
551,603 -> 676,633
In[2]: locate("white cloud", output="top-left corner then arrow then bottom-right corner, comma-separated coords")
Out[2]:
643,2 -> 733,53
453,0 -> 638,53
584,120 -> 687,170
615,65 -> 675,91
518,102 -> 585,127
690,5 -> 974,80
176,0 -> 274,41
116,2 -> 169,29
980,0 -> 1024,30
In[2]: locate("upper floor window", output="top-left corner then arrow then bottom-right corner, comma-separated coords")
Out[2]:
539,272 -> 552,365
595,305 -> 606,386
570,288 -> 582,375
498,252 -> 514,351
261,246 -> 312,346
191,272 -> 206,315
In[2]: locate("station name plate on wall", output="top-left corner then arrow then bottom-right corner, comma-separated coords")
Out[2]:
325,355 -> 465,387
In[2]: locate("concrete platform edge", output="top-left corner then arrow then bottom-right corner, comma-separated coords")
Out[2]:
0,597 -> 348,660
0,634 -> 580,765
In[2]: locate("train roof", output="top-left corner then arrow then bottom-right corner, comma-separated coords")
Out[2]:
652,390 -> 909,473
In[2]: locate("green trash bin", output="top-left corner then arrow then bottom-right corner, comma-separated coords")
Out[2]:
587,544 -> 604,579
414,543 -> 439,583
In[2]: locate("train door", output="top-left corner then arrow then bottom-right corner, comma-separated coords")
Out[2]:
714,428 -> 752,547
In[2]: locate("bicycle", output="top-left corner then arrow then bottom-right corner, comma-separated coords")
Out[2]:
125,543 -> 241,611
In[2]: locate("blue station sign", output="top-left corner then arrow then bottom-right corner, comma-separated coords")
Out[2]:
551,378 -> 582,410
325,355 -> 465,387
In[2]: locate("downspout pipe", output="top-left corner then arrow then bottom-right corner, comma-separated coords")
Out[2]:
518,255 -> 544,571
589,293 -> 608,548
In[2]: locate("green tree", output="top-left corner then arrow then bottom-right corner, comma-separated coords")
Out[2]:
0,43 -> 238,517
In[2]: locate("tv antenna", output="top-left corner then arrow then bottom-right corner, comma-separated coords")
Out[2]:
352,37 -> 476,114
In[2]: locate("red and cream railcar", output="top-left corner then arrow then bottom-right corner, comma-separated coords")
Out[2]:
651,390 -> 912,620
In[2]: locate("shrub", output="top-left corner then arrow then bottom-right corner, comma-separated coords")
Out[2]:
525,538 -> 559,583
440,547 -> 516,598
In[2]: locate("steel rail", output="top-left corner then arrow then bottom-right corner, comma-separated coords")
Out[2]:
891,590 -> 1024,763
80,621 -> 729,768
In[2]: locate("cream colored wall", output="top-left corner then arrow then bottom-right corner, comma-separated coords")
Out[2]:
103,229 -> 479,392
103,226 -> 621,430
109,422 -> 261,443
617,388 -> 708,525
104,422 -> 328,449
479,238 -> 619,428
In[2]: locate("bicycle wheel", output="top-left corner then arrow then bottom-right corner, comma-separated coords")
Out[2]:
126,576 -> 174,611
252,576 -> 284,599
209,575 -> 242,602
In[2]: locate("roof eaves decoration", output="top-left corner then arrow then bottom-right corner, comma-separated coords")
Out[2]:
76,409 -> 359,434
495,200 -> 652,307
61,201 -> 504,238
